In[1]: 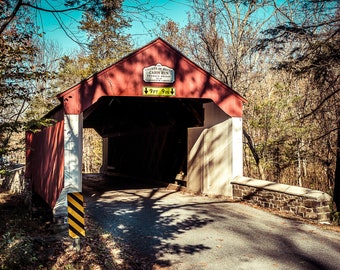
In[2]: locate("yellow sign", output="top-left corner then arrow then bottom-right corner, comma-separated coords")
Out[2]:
143,87 -> 175,96
67,192 -> 85,238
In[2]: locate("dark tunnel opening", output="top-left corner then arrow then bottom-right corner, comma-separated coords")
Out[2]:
83,96 -> 210,183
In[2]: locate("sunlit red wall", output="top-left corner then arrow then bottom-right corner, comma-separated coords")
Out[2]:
58,38 -> 245,117
25,118 -> 64,208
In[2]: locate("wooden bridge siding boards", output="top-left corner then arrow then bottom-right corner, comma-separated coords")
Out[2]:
25,119 -> 65,208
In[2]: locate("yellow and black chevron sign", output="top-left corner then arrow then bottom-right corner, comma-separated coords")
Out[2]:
67,192 -> 85,238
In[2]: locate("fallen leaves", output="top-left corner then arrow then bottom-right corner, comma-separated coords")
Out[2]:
0,190 -> 156,269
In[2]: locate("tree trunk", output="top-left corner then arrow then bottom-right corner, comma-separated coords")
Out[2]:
333,116 -> 340,211
243,128 -> 264,179
297,144 -> 302,187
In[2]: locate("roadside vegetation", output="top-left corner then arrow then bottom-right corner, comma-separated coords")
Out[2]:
0,188 -> 158,270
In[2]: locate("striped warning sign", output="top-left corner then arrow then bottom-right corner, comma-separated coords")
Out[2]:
67,192 -> 85,238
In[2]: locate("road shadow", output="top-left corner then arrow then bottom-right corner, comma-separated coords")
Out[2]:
83,174 -> 340,270
83,174 -> 214,268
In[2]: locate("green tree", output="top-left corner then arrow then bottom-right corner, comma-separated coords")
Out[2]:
243,70 -> 316,185
257,0 -> 340,209
0,1 -> 82,168
0,2 -> 49,170
80,0 -> 132,71
56,0 -> 133,85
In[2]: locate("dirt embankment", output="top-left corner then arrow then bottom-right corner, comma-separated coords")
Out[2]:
0,189 -> 158,270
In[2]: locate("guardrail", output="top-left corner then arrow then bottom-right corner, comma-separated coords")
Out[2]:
0,165 -> 26,194
231,176 -> 332,223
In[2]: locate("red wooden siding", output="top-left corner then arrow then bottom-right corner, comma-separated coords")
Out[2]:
58,38 -> 245,117
25,120 -> 64,208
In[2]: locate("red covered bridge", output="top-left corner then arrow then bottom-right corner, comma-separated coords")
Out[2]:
25,38 -> 246,219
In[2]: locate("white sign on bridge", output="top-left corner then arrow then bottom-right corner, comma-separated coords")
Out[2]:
143,64 -> 175,83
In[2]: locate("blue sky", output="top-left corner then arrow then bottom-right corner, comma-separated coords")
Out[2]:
37,0 -> 191,53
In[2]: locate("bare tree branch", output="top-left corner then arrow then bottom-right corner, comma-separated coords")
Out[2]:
0,0 -> 91,35
0,0 -> 23,35
301,77 -> 340,119
22,1 -> 90,13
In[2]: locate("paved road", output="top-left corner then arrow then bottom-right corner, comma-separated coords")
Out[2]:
83,176 -> 340,270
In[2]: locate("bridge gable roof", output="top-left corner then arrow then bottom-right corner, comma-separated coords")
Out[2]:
57,38 -> 246,116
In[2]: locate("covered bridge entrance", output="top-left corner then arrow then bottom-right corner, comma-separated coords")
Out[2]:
25,38 -> 246,219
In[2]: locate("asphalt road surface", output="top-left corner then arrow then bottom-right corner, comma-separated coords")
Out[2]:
83,176 -> 340,270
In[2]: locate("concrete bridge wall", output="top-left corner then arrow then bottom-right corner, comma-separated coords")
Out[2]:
231,176 -> 332,223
